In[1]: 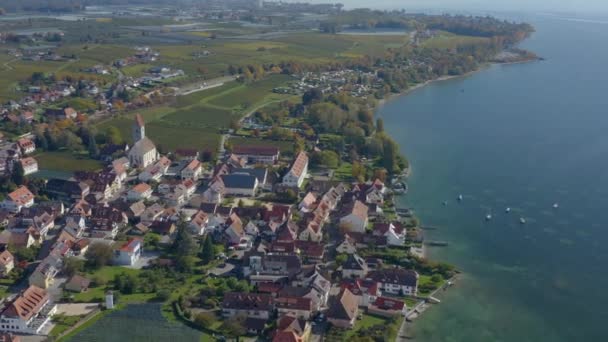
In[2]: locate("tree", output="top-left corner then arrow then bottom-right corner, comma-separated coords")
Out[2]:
44,128 -> 58,151
220,315 -> 247,341
59,130 -> 83,151
335,253 -> 348,267
87,133 -> 99,158
172,226 -> 197,257
199,235 -> 215,264
11,160 -> 25,186
85,242 -> 114,269
105,126 -> 123,145
311,150 -> 339,168
194,312 -> 217,329
64,257 -> 85,277
302,88 -> 323,106
11,246 -> 36,262
376,118 -> 385,132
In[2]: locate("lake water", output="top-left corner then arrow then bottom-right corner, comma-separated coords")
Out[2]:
378,15 -> 608,341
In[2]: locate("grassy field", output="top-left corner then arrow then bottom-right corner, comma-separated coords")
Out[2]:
422,32 -> 490,49
346,314 -> 387,339
50,314 -> 85,338
35,151 -> 103,172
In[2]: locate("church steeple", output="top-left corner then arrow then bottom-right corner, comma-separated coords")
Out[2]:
133,114 -> 145,142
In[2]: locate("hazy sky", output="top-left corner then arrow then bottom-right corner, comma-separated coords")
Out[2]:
307,0 -> 608,15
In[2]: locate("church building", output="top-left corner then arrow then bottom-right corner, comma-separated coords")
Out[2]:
128,114 -> 159,168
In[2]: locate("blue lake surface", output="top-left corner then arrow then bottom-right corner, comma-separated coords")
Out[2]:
379,14 -> 608,341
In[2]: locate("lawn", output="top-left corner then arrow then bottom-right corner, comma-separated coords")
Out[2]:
35,151 -> 103,173
333,162 -> 354,181
228,136 -> 294,154
74,266 -> 157,303
50,314 -> 84,338
346,314 -> 386,338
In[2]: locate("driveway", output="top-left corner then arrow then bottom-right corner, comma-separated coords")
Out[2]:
56,303 -> 99,316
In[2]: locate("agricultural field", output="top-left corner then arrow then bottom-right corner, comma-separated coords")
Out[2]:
94,74 -> 292,154
422,31 -> 490,49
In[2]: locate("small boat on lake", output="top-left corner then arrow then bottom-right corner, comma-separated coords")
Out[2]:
553,203 -> 559,209
520,217 -> 527,224
485,214 -> 492,221
442,201 -> 448,206
457,194 -> 463,201
505,207 -> 511,213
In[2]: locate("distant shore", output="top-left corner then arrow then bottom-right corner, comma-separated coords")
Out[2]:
378,57 -> 541,109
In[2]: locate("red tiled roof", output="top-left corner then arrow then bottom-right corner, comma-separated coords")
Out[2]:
289,152 -> 308,178
185,159 -> 201,171
134,113 -> 145,128
7,186 -> 34,206
233,145 -> 280,156
119,238 -> 142,253
132,183 -> 151,194
349,200 -> 368,221
275,296 -> 313,312
373,296 -> 405,311
1,285 -> 48,321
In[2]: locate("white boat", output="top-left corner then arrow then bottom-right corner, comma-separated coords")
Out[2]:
520,217 -> 526,224
485,214 -> 492,221
553,203 -> 559,209
457,194 -> 463,201
505,207 -> 511,213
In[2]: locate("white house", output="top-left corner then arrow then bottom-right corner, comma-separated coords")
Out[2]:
1,186 -> 35,213
0,250 -> 15,276
367,269 -> 419,296
282,151 -> 308,188
138,156 -> 171,182
340,278 -> 382,307
113,238 -> 142,266
0,285 -> 57,334
373,222 -> 406,247
181,159 -> 202,180
17,138 -> 35,155
298,192 -> 317,213
339,200 -> 369,233
127,183 -> 152,201
189,210 -> 208,235
341,253 -> 368,279
20,157 -> 38,176
176,179 -> 197,199
224,213 -> 244,244
232,145 -> 280,165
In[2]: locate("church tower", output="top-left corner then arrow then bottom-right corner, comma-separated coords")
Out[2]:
133,114 -> 145,143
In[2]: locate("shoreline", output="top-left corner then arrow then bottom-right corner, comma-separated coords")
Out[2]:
377,58 -> 541,109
